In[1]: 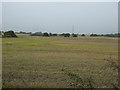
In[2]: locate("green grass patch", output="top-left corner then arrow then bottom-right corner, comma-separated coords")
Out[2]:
2,34 -> 118,88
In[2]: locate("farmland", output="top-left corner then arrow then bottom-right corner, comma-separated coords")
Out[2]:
2,34 -> 118,88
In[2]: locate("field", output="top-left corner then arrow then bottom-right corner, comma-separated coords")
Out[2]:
2,34 -> 118,88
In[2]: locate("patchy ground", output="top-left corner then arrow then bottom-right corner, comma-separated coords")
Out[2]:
2,34 -> 118,88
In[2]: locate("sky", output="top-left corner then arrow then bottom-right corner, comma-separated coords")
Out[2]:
0,2 -> 2,30
1,2 -> 118,34
1,0 -> 119,2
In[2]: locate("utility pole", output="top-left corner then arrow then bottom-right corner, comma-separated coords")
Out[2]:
72,24 -> 74,34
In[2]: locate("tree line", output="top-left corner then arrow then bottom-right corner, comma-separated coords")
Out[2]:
30,32 -> 78,37
1,30 -> 120,38
29,32 -> 120,37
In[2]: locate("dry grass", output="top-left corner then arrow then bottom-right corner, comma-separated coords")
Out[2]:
2,34 -> 118,88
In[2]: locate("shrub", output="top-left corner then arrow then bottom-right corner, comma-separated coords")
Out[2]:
63,33 -> 70,37
43,32 -> 49,37
3,30 -> 17,38
72,34 -> 78,37
90,34 -> 98,37
81,34 -> 85,36
30,32 -> 43,36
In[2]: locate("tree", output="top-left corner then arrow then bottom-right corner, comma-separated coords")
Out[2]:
52,33 -> 57,36
49,32 -> 52,36
49,33 -> 57,36
30,32 -> 43,36
63,33 -> 70,37
43,32 -> 49,37
3,30 -> 17,37
72,33 -> 78,37
59,33 -> 70,37
19,31 -> 26,34
81,34 -> 85,36
90,34 -> 98,36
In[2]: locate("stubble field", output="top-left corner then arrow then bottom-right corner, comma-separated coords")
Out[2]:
2,34 -> 118,88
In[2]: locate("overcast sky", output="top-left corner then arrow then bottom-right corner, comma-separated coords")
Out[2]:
2,2 -> 118,34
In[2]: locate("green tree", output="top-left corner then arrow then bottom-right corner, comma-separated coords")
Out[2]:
81,34 -> 85,36
72,33 -> 78,37
31,32 -> 42,36
3,30 -> 17,37
64,33 -> 70,37
43,32 -> 49,37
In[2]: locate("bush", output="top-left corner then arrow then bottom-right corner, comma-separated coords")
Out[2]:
90,34 -> 99,37
60,33 -> 70,37
43,32 -> 49,37
72,34 -> 78,37
3,30 -> 17,38
30,32 -> 43,36
52,34 -> 57,36
49,33 -> 57,36
81,34 -> 85,36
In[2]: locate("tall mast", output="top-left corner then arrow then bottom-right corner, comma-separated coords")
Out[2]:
72,24 -> 74,34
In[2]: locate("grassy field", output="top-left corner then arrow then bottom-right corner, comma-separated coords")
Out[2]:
2,34 -> 118,88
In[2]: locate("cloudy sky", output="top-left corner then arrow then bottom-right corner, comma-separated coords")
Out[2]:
2,2 -> 118,34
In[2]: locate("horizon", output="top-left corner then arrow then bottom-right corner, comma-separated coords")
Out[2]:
1,30 -> 120,35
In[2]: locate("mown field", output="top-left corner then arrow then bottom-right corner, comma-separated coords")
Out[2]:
2,34 -> 118,88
